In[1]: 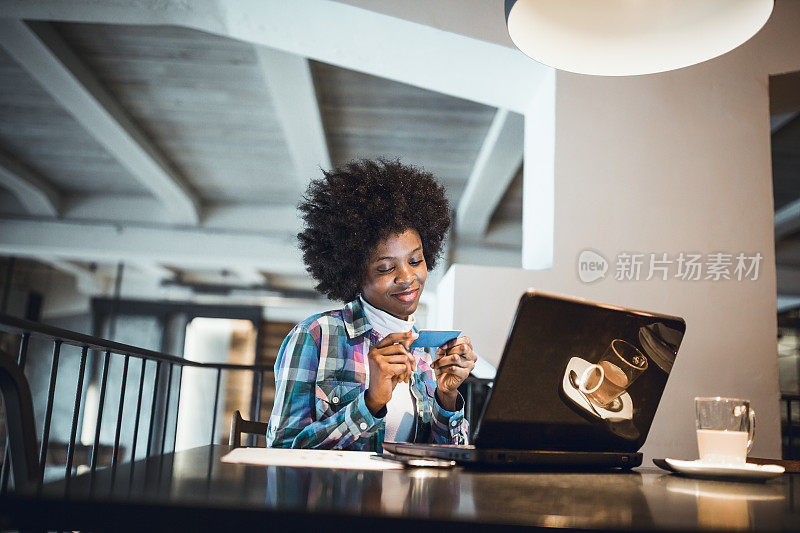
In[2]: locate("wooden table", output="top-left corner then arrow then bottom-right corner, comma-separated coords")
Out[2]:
1,445 -> 798,532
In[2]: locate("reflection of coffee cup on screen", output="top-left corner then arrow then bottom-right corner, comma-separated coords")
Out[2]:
579,339 -> 648,407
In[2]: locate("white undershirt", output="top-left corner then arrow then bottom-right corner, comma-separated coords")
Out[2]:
359,295 -> 416,442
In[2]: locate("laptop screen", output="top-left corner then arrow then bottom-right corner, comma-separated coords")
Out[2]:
474,291 -> 686,453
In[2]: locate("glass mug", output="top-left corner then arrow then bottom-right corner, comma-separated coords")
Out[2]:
578,339 -> 648,407
695,397 -> 755,465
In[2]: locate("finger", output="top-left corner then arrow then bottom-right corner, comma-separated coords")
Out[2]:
446,343 -> 472,357
374,331 -> 419,349
442,372 -> 465,390
433,354 -> 472,369
434,364 -> 471,376
405,352 -> 415,382
385,362 -> 410,377
380,355 -> 415,382
373,343 -> 413,358
380,354 -> 414,365
432,355 -> 458,369
440,335 -> 471,351
435,358 -> 475,378
440,365 -> 471,381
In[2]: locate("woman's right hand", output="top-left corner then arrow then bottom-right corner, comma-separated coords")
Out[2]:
365,331 -> 417,415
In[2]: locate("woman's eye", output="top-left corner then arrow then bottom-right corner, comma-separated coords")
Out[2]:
377,266 -> 394,273
410,259 -> 423,266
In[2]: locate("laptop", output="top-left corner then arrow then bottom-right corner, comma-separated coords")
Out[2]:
382,290 -> 686,468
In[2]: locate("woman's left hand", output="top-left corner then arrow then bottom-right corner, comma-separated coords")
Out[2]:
433,336 -> 477,410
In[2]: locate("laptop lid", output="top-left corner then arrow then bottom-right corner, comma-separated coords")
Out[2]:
473,290 -> 686,453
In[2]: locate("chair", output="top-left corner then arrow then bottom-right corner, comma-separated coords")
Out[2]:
228,410 -> 268,448
0,348 -> 40,492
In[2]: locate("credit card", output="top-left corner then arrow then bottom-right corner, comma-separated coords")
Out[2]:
409,330 -> 461,349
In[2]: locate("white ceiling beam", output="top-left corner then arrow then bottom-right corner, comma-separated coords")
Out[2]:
0,20 -> 200,225
456,109 -> 524,239
771,111 -> 799,134
775,199 -> 800,240
203,203 -> 302,234
0,148 -> 60,217
255,46 -> 331,187
0,0 -> 550,112
0,218 -> 304,275
62,196 -> 302,235
62,195 -> 170,225
329,0 -> 515,49
778,295 -> 800,312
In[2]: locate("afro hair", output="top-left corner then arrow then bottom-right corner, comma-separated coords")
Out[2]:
297,159 -> 451,302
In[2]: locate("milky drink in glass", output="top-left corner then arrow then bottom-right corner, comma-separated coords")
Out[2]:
696,429 -> 749,464
695,397 -> 755,464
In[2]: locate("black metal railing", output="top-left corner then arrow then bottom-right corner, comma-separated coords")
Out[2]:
0,311 -> 494,496
0,312 -> 275,494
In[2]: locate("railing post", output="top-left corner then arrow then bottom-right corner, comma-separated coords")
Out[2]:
111,354 -> 131,473
65,345 -> 89,492
209,368 -> 222,446
90,350 -> 112,475
160,363 -> 174,456
37,340 -> 62,490
146,361 -> 162,457
129,358 -> 147,486
171,366 -> 183,454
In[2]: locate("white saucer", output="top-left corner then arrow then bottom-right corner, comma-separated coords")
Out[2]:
562,357 -> 633,421
664,458 -> 785,481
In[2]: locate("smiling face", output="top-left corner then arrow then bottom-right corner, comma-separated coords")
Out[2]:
360,228 -> 427,320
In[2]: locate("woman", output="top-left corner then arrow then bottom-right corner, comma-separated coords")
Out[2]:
267,159 -> 477,451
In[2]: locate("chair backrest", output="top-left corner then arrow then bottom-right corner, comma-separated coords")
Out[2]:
0,348 -> 40,492
228,410 -> 268,448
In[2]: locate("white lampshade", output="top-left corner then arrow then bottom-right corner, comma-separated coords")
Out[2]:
505,0 -> 774,76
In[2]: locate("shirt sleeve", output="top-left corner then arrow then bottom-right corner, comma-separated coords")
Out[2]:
430,390 -> 469,445
266,323 -> 384,449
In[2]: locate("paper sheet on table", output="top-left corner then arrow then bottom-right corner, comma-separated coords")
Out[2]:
220,447 -> 404,471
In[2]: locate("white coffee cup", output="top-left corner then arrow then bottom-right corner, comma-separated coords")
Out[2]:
695,397 -> 755,465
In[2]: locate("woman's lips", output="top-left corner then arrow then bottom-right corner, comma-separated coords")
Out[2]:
392,288 -> 418,303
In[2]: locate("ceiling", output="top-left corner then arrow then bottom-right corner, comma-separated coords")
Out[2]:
0,19 -> 524,314
0,6 -> 797,316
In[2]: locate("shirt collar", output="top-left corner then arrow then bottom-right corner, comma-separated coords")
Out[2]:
342,297 -> 373,340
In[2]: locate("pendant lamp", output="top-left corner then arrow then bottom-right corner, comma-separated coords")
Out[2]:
504,0 -> 774,76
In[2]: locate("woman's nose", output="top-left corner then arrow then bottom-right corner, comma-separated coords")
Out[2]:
395,265 -> 414,285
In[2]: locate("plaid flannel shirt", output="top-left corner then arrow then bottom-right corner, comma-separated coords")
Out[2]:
267,298 -> 469,451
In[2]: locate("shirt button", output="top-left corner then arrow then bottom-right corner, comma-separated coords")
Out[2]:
331,397 -> 339,404
359,422 -> 368,430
